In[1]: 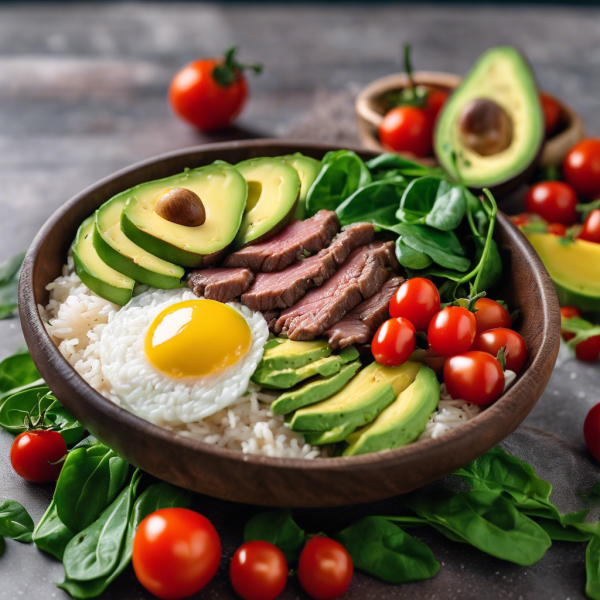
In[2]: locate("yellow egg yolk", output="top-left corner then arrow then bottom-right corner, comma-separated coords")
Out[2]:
144,299 -> 252,378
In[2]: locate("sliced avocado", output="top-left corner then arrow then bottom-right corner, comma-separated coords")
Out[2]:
279,153 -> 321,220
264,337 -> 286,351
435,47 -> 544,193
260,339 -> 332,371
270,360 -> 361,415
252,354 -> 344,389
338,346 -> 360,363
234,158 -> 300,248
343,365 -> 440,456
289,361 -> 421,435
523,231 -> 600,313
93,195 -> 184,289
121,163 -> 247,268
72,216 -> 134,306
303,421 -> 357,446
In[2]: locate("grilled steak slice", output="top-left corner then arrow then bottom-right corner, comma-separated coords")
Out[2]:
188,267 -> 254,303
223,210 -> 339,272
262,310 -> 280,331
324,276 -> 404,349
274,241 -> 399,340
241,223 -> 375,311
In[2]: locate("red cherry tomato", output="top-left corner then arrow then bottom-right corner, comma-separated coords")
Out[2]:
379,106 -> 432,158
525,181 -> 578,226
428,306 -> 477,357
444,351 -> 505,405
10,430 -> 66,483
547,222 -> 567,236
389,278 -> 441,330
579,209 -> 600,244
575,336 -> 600,362
423,88 -> 449,127
229,541 -> 287,600
372,318 -> 416,366
298,537 -> 353,600
133,508 -> 221,600
474,298 -> 511,335
540,92 -> 561,137
560,306 -> 581,341
472,327 -> 529,374
585,404 -> 600,462
511,213 -> 531,228
563,138 -> 600,199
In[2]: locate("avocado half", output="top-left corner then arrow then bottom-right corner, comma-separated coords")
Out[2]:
435,47 -> 544,196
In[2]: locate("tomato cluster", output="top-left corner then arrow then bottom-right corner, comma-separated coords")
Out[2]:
373,278 -> 528,406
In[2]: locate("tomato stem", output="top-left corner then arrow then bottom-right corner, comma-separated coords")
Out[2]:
212,46 -> 262,88
403,44 -> 417,102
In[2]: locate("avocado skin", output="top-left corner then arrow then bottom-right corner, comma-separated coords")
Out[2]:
555,284 -> 600,316
252,354 -> 345,389
279,153 -> 321,220
270,360 -> 361,415
343,365 -> 439,457
261,339 -> 332,371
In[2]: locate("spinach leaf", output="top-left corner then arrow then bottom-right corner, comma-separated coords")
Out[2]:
535,517 -> 594,542
395,237 -> 433,270
397,177 -> 467,231
45,403 -> 85,447
336,178 -> 406,227
334,516 -> 439,583
0,251 -> 25,319
405,490 -> 552,566
0,498 -> 34,543
244,509 -> 306,563
55,437 -> 129,533
0,386 -> 54,433
365,153 -> 440,179
0,351 -> 41,396
588,534 -> 600,600
33,499 -> 75,560
472,237 -> 502,292
306,150 -> 371,216
466,191 -> 489,236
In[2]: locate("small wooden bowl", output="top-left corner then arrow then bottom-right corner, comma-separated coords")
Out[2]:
19,140 -> 560,508
356,71 -> 585,169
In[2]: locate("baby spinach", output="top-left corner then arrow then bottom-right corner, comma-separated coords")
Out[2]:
0,251 -> 25,319
365,153 -> 440,179
55,437 -> 129,533
588,534 -> 600,600
244,509 -> 306,563
0,499 -> 34,543
535,516 -> 594,542
306,150 -> 371,216
33,499 -> 75,560
0,350 -> 41,397
472,237 -> 502,292
395,237 -> 433,270
44,403 -> 85,447
334,516 -> 439,583
0,386 -> 53,432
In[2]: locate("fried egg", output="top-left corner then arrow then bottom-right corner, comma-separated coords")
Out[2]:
99,288 -> 269,426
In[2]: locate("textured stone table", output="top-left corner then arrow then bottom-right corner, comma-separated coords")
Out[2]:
1,3 -> 600,599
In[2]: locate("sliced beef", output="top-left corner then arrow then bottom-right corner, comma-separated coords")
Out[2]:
262,310 -> 280,331
223,210 -> 339,272
188,267 -> 254,303
324,276 -> 404,349
274,241 -> 399,340
241,223 -> 375,311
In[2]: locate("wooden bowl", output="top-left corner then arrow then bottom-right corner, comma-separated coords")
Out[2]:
19,140 -> 561,508
356,71 -> 585,169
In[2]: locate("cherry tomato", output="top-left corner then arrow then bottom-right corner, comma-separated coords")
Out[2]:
389,278 -> 441,330
575,336 -> 600,362
423,88 -> 449,127
10,430 -> 66,483
540,92 -> 561,137
444,351 -> 505,405
372,318 -> 416,366
472,327 -> 529,374
547,222 -> 567,236
229,541 -> 287,600
298,537 -> 353,600
579,209 -> 600,244
525,181 -> 578,226
585,404 -> 600,462
169,48 -> 260,131
563,138 -> 600,199
511,213 -> 531,228
133,508 -> 221,600
474,298 -> 511,335
560,306 -> 581,341
379,106 -> 432,158
428,306 -> 477,357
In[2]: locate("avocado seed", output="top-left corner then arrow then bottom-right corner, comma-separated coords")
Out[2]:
458,98 -> 513,156
154,188 -> 206,227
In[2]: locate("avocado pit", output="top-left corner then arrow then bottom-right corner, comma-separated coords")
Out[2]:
458,98 -> 513,157
155,187 -> 206,227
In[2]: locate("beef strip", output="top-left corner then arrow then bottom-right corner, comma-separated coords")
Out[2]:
324,276 -> 404,349
188,267 -> 254,303
274,241 -> 399,340
262,310 -> 280,331
241,222 -> 375,311
223,210 -> 339,272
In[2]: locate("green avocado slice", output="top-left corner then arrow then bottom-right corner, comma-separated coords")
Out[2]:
343,365 -> 440,456
72,216 -> 134,306
260,339 -> 332,371
94,195 -> 184,289
252,354 -> 345,389
270,360 -> 361,415
278,153 -> 321,220
121,163 -> 247,268
234,158 -> 300,248
303,421 -> 358,446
